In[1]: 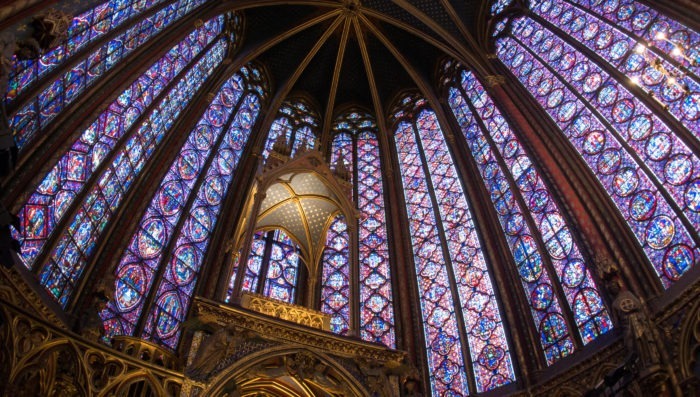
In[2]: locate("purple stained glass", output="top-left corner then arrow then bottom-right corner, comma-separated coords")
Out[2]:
497,20 -> 699,287
7,0 -> 175,103
262,99 -> 320,159
394,107 -> 470,396
449,66 -> 612,352
100,55 -> 243,338
529,0 -> 700,139
412,108 -> 516,390
142,89 -> 262,348
21,21 -> 225,307
320,215 -> 351,335
10,0 -> 211,150
262,230 -> 301,304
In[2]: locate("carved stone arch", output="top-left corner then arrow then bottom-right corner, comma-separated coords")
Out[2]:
551,384 -> 583,397
205,345 -> 370,397
679,297 -> 700,381
98,371 -> 166,397
8,338 -> 89,396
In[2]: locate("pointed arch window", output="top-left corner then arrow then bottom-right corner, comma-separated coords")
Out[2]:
262,98 -> 320,159
101,64 -> 266,348
15,17 -> 228,307
392,96 -> 514,394
320,110 -> 396,348
443,62 -> 612,366
8,0 -> 216,150
491,0 -> 699,287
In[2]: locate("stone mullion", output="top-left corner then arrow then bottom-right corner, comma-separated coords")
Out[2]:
4,5 -> 218,207
382,122 -> 429,393
438,88 -> 546,381
7,0 -> 179,116
70,46 -> 231,314
528,10 -> 700,158
254,231 -> 276,296
28,32 -> 224,290
132,80 -> 246,337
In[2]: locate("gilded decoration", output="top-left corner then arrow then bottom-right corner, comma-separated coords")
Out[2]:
240,291 -> 331,331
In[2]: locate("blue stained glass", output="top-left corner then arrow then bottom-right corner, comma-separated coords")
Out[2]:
9,0 -> 210,150
101,59 -> 244,339
19,21 -> 225,306
321,216 -> 351,335
262,99 -> 320,159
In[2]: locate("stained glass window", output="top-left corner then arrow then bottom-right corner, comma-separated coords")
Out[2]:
262,98 -> 320,159
320,215 -> 351,335
101,64 -> 265,346
233,229 -> 302,304
15,18 -> 226,306
444,62 -> 612,365
9,0 -> 213,150
492,0 -> 699,288
325,111 -> 396,348
393,96 -> 514,394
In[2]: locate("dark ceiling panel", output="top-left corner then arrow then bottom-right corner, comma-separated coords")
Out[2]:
334,35 -> 372,110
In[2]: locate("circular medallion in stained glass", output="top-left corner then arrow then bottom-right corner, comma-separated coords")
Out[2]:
547,89 -> 564,108
205,104 -> 226,127
629,190 -> 657,221
155,292 -> 182,338
518,252 -> 542,282
531,283 -> 554,311
596,30 -> 614,49
664,154 -> 693,185
158,181 -> 184,216
520,59 -> 534,75
528,67 -> 545,87
571,15 -> 586,33
188,207 -> 211,242
610,40 -> 630,60
540,313 -> 568,343
681,93 -> 700,121
478,344 -> 506,370
645,133 -> 672,161
503,139 -> 519,158
624,53 -> 644,73
137,218 -> 166,258
583,130 -> 606,155
537,77 -> 554,96
571,114 -> 591,137
645,215 -> 675,249
560,9 -> 574,25
582,22 -> 600,41
612,99 -> 635,123
663,244 -> 693,280
472,316 -> 496,340
546,228 -> 573,260
685,180 -> 700,212
204,176 -> 224,206
562,259 -> 586,288
193,124 -> 215,151
612,168 -> 639,197
549,43 -> 564,62
617,4 -> 635,20
529,189 -> 550,213
597,84 -> 618,106
483,161 -> 499,180
662,83 -> 684,102
632,11 -> 652,31
583,73 -> 603,94
602,0 -> 618,13
559,52 -> 577,70
642,66 -> 664,86
505,212 -> 525,236
574,288 -> 604,319
597,148 -> 622,175
177,150 -> 200,180
172,245 -> 197,285
629,114 -> 652,140
220,86 -> 238,107
116,264 -> 146,311
558,101 -> 578,122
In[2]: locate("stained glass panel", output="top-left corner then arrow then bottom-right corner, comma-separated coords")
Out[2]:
262,230 -> 301,304
320,215 -> 351,335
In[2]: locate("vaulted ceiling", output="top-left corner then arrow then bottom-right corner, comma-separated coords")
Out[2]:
226,0 -> 496,128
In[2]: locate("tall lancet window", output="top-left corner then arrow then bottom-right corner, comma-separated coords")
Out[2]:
8,0 -> 215,150
15,17 -> 229,307
392,95 -> 514,394
492,0 -> 699,288
101,63 -> 267,349
320,110 -> 396,348
443,61 -> 612,366
262,97 -> 320,159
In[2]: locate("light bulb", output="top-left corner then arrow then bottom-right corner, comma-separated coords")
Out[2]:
630,76 -> 640,85
668,76 -> 677,85
655,31 -> 666,40
672,47 -> 682,56
635,44 -> 646,54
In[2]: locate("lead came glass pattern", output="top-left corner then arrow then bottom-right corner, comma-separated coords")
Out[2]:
16,18 -> 224,272
496,19 -> 699,287
528,0 -> 700,140
511,16 -> 700,234
262,230 -> 301,303
413,109 -> 515,390
320,215 -> 351,335
448,65 -> 612,357
7,0 -> 173,103
240,232 -> 266,294
262,99 -> 320,159
101,63 -> 246,339
142,88 -> 261,348
394,106 -> 469,396
357,131 -> 395,348
10,0 -> 210,150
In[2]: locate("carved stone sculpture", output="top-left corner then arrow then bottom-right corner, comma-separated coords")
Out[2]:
186,324 -> 241,381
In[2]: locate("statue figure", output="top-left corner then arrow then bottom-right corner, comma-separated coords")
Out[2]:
608,279 -> 661,369
186,324 -> 240,380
